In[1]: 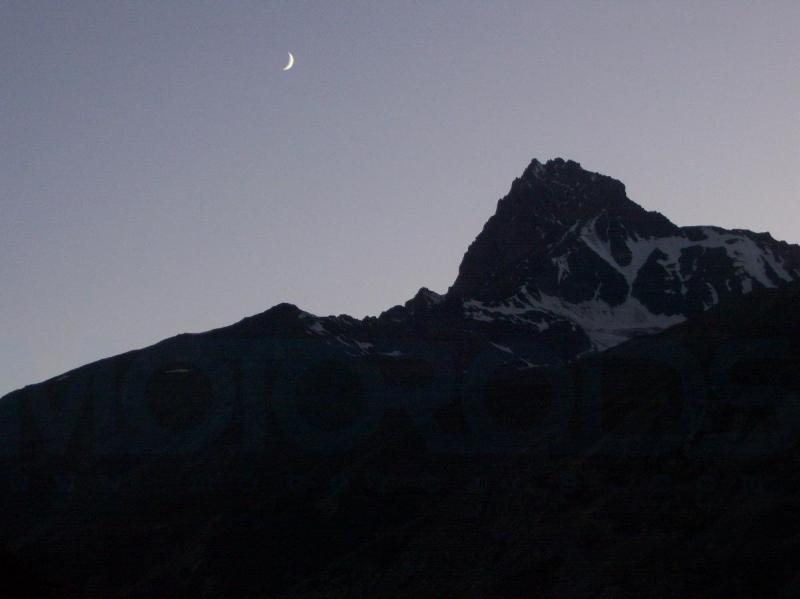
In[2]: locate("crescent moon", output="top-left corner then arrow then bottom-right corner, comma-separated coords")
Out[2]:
283,52 -> 294,71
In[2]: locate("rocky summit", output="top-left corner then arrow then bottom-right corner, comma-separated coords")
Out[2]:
449,158 -> 800,350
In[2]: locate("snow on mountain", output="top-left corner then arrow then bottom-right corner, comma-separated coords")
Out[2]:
214,158 -> 799,362
450,158 -> 800,352
8,158 -> 799,396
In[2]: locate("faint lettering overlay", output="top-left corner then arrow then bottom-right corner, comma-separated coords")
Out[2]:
1,335 -> 798,460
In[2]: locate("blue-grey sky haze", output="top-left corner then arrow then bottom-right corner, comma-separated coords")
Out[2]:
2,1 -> 798,395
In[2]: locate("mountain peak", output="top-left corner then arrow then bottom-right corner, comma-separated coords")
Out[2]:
518,157 -> 626,199
449,158 -> 800,350
449,158 -> 658,300
523,157 -> 588,178
496,157 -> 647,235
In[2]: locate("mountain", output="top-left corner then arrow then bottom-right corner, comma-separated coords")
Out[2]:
194,158 -> 800,369
1,158 -> 799,598
449,158 -> 800,350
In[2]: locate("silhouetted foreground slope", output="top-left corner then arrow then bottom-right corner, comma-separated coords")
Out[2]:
2,282 -> 797,598
270,282 -> 800,599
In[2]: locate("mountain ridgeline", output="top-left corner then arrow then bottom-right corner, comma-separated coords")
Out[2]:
201,158 -> 800,365
1,158 -> 800,598
8,158 -> 799,388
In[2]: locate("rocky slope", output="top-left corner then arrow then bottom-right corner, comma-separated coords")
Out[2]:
449,158 -> 800,350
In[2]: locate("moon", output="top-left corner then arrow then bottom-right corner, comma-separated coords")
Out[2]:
283,52 -> 294,71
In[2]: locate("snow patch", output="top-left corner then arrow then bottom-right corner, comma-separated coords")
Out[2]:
579,220 -> 794,294
307,321 -> 327,335
521,285 -> 685,351
463,299 -> 552,331
490,342 -> 514,354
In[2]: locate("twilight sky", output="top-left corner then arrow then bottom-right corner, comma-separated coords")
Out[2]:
2,1 -> 798,396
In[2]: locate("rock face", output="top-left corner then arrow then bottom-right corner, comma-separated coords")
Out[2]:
449,158 -> 800,350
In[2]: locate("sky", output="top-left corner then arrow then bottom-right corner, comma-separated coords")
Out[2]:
2,1 -> 799,396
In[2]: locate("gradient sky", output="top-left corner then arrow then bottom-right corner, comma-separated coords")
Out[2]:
2,1 -> 798,396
